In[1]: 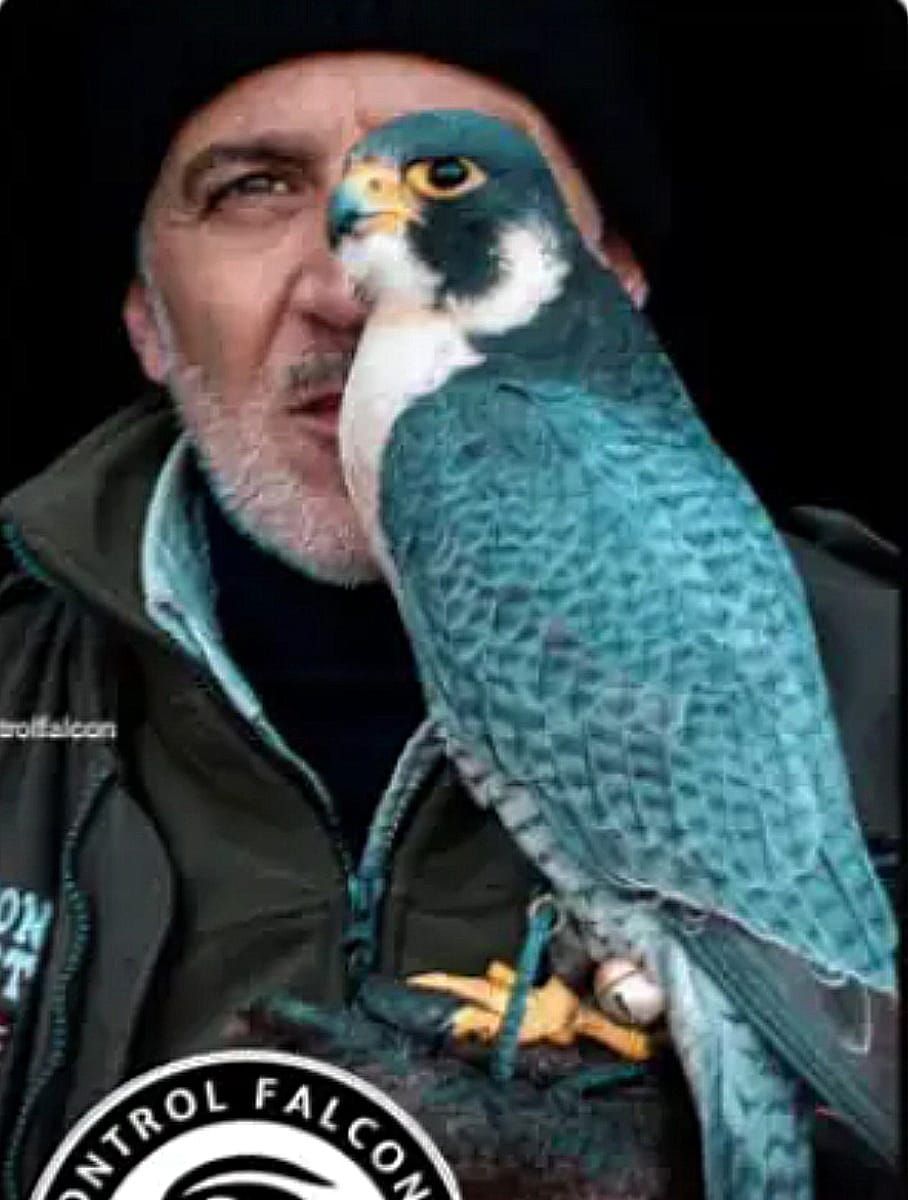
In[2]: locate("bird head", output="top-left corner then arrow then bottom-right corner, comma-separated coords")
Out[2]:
328,109 -> 581,335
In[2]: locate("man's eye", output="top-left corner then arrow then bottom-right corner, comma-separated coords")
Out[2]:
206,172 -> 295,210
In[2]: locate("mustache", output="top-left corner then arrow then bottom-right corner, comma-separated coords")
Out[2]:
285,350 -> 356,391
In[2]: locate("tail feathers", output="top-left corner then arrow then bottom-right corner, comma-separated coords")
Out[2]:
662,908 -> 898,1165
661,939 -> 813,1200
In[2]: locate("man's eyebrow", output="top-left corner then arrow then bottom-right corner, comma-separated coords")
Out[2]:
178,134 -> 324,202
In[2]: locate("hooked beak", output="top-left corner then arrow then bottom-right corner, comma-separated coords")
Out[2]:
328,159 -> 420,248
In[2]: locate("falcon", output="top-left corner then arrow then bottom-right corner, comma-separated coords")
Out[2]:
327,109 -> 897,1200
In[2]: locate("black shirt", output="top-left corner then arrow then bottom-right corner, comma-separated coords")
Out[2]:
199,472 -> 426,862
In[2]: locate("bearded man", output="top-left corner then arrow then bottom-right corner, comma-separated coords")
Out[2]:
0,3 -> 898,1197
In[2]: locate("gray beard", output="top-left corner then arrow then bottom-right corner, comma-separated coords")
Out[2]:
167,359 -> 381,587
141,274 -> 379,585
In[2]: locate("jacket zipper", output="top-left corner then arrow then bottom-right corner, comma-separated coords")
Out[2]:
0,523 -> 111,1197
2,767 -> 111,1200
122,550 -> 443,998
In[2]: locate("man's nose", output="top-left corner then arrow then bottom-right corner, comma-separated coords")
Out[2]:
289,243 -> 368,330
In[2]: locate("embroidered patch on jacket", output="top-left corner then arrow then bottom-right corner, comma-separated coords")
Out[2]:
0,883 -> 54,1055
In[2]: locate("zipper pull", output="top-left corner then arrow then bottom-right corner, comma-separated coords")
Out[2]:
343,870 -> 385,995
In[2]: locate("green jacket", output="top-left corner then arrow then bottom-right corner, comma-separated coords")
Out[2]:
0,393 -> 899,1197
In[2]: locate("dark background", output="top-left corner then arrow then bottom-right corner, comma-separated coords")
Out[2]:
0,0 -> 905,558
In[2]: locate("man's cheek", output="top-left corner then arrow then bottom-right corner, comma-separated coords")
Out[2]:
179,295 -> 263,388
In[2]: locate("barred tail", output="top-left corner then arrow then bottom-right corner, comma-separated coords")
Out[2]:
660,939 -> 813,1200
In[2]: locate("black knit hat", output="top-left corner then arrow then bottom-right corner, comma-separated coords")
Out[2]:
78,0 -> 670,280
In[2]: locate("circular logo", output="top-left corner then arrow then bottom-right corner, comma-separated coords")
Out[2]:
30,1050 -> 461,1200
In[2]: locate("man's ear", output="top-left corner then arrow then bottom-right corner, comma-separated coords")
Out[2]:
596,229 -> 649,310
123,278 -> 169,383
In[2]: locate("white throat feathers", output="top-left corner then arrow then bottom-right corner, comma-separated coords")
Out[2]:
337,218 -> 570,571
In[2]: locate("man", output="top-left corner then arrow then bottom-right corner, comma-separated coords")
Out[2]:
0,4 -> 898,1197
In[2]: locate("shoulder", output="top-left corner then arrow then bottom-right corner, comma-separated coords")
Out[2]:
780,509 -> 898,847
781,507 -> 897,697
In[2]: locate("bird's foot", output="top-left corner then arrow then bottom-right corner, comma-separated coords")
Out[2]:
408,960 -> 655,1061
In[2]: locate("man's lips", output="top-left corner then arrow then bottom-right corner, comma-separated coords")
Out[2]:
286,387 -> 344,417
283,351 -> 354,431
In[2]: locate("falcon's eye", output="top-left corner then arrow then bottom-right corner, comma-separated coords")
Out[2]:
404,156 -> 486,199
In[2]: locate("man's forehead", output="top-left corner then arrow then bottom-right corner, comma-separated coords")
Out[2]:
152,49 -> 603,245
164,52 -> 538,167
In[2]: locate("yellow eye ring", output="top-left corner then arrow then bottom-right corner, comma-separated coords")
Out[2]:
404,156 -> 487,200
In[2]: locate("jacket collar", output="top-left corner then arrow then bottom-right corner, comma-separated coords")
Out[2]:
0,389 -> 324,776
140,431 -> 277,732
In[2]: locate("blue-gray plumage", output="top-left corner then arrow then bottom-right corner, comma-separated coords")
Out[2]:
329,110 -> 898,1198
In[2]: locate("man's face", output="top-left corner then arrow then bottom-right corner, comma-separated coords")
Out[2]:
127,52 -> 623,582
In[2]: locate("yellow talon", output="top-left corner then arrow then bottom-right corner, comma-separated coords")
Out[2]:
408,961 -> 656,1061
451,1006 -> 503,1042
486,961 -> 517,989
574,1007 -> 656,1062
409,968 -> 510,1014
